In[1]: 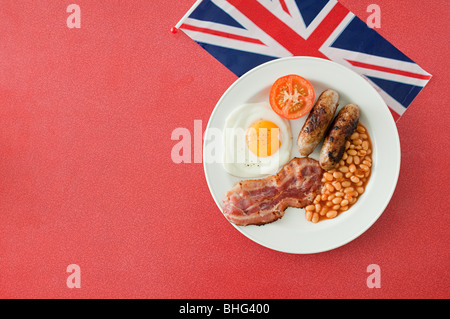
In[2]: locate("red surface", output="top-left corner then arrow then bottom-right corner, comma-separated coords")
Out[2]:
0,0 -> 449,299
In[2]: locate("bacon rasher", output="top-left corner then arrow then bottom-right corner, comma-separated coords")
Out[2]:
222,157 -> 323,226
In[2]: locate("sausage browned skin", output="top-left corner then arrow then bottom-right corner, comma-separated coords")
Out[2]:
297,89 -> 339,156
319,104 -> 360,171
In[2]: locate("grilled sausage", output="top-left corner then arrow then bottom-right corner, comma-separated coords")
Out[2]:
319,104 -> 360,171
297,89 -> 339,156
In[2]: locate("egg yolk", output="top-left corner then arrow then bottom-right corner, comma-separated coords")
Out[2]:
246,120 -> 281,157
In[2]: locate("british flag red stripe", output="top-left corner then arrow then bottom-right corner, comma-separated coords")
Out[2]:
177,0 -> 431,121
345,59 -> 432,81
181,23 -> 266,45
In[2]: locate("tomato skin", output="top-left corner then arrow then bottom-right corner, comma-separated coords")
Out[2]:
269,74 -> 315,119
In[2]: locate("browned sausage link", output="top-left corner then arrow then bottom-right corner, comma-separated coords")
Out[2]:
319,104 -> 360,171
297,89 -> 339,156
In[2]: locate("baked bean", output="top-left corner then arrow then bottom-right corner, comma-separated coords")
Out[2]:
326,183 -> 335,192
326,210 -> 338,218
324,172 -> 333,181
312,213 -> 319,223
360,164 -> 370,172
350,132 -> 359,140
306,205 -> 315,211
354,156 -> 360,165
341,181 -> 351,188
348,149 -> 357,156
349,164 -> 356,172
346,156 -> 353,164
350,176 -> 360,183
333,171 -> 343,179
362,141 -> 369,150
332,181 -> 342,190
362,160 -> 372,167
345,140 -> 351,150
357,187 -> 365,194
305,211 -> 313,221
339,166 -> 349,173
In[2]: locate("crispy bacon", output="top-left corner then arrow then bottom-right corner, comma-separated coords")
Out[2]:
222,157 -> 323,226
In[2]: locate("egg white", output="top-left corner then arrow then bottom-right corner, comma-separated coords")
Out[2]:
223,102 -> 292,178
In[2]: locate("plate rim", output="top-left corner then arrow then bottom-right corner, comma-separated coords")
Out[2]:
203,56 -> 401,254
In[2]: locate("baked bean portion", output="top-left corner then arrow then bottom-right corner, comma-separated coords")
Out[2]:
305,123 -> 372,223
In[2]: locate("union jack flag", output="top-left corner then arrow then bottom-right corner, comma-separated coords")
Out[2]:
176,0 -> 431,122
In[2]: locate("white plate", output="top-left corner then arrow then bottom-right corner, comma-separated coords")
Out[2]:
203,56 -> 401,254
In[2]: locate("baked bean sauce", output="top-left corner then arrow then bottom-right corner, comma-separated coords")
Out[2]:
305,123 -> 372,223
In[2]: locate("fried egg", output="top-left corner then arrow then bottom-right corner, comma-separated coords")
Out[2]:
223,102 -> 292,178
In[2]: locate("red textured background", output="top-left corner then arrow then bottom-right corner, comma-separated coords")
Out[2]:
0,0 -> 448,299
